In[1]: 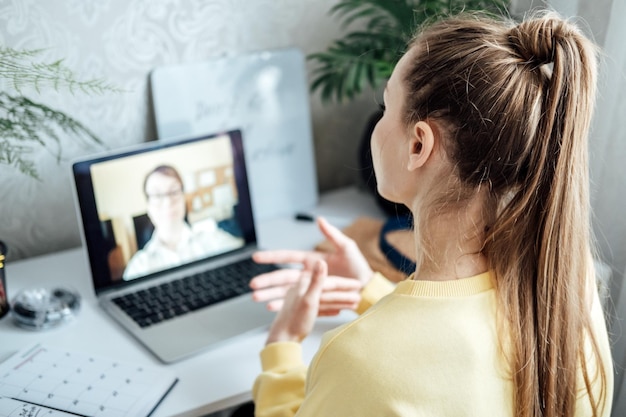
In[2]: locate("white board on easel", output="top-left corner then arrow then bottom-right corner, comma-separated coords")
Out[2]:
149,48 -> 318,221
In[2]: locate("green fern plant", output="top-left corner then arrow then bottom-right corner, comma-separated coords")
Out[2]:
309,0 -> 510,103
0,47 -> 119,179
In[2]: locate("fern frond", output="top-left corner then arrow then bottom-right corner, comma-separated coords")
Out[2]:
0,47 -> 122,95
0,92 -> 103,179
0,45 -> 121,178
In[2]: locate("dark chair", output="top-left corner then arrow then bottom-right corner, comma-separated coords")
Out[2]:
132,214 -> 155,250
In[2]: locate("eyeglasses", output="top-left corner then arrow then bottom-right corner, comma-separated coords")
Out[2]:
146,189 -> 184,204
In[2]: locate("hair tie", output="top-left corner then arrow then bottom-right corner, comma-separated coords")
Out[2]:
508,17 -> 568,65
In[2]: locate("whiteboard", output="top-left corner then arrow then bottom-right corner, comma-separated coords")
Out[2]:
150,48 -> 318,221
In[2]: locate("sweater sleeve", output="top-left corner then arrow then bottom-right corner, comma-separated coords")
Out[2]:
252,342 -> 308,417
253,273 -> 396,415
355,272 -> 396,315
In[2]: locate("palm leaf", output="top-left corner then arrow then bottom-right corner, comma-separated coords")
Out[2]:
309,0 -> 510,103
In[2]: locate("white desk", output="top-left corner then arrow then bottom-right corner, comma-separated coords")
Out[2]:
1,187 -> 384,417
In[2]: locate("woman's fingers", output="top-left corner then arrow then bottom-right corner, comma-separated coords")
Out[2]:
318,309 -> 342,317
249,269 -> 301,290
252,274 -> 360,299
265,299 -> 284,312
251,267 -> 360,292
322,276 -> 362,291
251,260 -> 362,316
263,286 -> 360,313
306,260 -> 326,301
252,286 -> 289,303
252,250 -> 324,265
265,260 -> 327,344
319,302 -> 359,313
319,291 -> 361,305
266,298 -> 358,312
317,217 -> 353,251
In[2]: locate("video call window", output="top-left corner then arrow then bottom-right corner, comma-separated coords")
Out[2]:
89,135 -> 245,281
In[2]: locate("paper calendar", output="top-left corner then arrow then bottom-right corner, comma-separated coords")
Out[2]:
0,344 -> 178,417
0,396 -> 76,417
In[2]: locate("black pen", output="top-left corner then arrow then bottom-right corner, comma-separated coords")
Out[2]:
294,213 -> 315,222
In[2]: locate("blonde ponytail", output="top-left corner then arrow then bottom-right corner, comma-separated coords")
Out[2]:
403,11 -> 607,417
502,13 -> 605,417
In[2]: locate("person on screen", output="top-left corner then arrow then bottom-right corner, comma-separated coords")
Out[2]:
123,165 -> 244,280
247,10 -> 613,417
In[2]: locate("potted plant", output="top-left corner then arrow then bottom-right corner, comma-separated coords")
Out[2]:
308,0 -> 510,214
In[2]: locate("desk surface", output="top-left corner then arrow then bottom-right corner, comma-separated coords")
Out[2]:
1,187 -> 384,417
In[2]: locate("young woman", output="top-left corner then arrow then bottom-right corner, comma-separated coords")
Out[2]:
249,11 -> 613,417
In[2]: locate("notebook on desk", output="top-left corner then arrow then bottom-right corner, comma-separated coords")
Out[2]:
71,129 -> 277,363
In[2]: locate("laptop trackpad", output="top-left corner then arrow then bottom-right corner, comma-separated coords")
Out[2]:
141,296 -> 274,363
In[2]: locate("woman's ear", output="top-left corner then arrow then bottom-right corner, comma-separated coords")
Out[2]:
407,121 -> 436,171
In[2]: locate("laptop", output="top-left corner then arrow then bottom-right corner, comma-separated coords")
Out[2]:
71,129 -> 277,363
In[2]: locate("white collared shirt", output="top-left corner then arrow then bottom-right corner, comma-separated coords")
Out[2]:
123,221 -> 244,280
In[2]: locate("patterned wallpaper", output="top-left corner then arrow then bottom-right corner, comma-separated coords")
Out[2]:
0,0 -> 378,261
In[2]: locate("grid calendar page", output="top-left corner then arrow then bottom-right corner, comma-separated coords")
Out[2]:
0,344 -> 177,417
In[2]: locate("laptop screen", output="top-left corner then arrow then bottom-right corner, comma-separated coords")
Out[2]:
72,130 -> 257,294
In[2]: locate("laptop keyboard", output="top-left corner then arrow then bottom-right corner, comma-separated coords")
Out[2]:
111,258 -> 278,328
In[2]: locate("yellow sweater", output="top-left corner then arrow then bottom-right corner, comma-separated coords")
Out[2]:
253,272 -> 613,416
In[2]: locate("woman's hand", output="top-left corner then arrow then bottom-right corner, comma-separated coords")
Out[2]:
265,260 -> 327,345
250,217 -> 373,315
